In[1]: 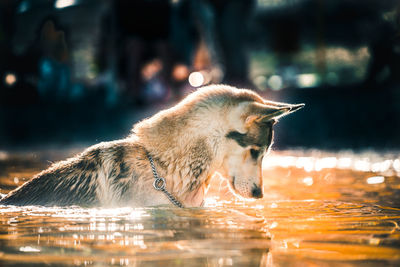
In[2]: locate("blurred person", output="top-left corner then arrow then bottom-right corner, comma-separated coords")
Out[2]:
112,0 -> 174,105
191,0 -> 255,87
271,18 -> 301,89
6,17 -> 72,102
169,0 -> 199,98
1,7 -> 72,105
35,19 -> 71,101
365,3 -> 400,88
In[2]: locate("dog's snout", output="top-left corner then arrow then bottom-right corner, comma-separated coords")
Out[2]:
251,185 -> 263,198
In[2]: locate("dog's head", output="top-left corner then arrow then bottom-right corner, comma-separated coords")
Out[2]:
217,94 -> 304,199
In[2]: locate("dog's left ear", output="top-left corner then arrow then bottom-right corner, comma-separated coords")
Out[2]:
245,102 -> 304,126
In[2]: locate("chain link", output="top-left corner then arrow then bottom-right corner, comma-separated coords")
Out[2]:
147,153 -> 184,208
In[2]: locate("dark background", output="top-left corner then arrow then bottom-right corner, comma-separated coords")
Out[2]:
0,0 -> 399,150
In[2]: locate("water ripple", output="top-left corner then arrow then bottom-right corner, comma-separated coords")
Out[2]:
0,150 -> 400,266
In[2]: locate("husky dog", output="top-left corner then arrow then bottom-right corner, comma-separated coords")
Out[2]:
0,85 -> 303,207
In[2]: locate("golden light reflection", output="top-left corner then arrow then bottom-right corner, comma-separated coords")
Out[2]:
0,151 -> 400,266
366,176 -> 385,184
263,152 -> 399,175
19,246 -> 40,252
394,159 -> 400,172
302,176 -> 314,186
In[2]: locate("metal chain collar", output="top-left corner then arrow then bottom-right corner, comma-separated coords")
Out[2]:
147,153 -> 184,208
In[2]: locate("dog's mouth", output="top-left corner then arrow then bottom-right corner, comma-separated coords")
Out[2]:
228,176 -> 245,197
228,176 -> 262,199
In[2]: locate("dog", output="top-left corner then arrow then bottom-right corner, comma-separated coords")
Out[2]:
0,85 -> 303,207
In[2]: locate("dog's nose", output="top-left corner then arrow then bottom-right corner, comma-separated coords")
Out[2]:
251,185 -> 263,198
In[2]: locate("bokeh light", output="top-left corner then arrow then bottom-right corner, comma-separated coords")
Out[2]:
55,0 -> 77,9
4,73 -> 17,87
268,75 -> 283,90
188,72 -> 205,87
296,73 -> 319,88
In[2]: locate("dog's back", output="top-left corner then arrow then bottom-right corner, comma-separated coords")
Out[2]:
0,140 -> 148,206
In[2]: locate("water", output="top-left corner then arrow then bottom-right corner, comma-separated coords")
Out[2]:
1,149 -> 400,266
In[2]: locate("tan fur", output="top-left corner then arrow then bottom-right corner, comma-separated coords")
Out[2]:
0,85 -> 303,207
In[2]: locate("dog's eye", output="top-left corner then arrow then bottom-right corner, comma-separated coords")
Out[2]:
250,148 -> 260,160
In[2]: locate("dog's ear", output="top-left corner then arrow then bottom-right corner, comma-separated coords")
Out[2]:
245,102 -> 304,126
263,100 -> 305,115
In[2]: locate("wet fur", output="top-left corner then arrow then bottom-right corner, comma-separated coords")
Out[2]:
0,85 -> 301,207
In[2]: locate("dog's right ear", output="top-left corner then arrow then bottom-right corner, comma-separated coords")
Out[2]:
245,102 -> 287,125
245,102 -> 304,126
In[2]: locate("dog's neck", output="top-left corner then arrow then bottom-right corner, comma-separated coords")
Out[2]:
133,111 -> 223,206
143,135 -> 217,202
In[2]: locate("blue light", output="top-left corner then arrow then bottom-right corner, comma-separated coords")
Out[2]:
40,60 -> 53,76
17,1 -> 30,13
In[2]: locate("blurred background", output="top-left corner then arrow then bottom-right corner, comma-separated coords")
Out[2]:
0,0 -> 399,150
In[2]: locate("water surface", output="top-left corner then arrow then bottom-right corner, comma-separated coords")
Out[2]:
0,149 -> 400,266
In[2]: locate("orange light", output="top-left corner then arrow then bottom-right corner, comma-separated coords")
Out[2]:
5,73 -> 17,86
